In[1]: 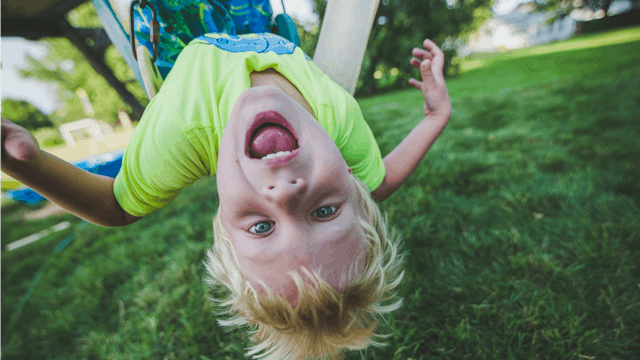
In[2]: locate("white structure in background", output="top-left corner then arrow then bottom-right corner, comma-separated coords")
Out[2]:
59,118 -> 113,147
118,109 -> 134,131
458,0 -> 635,56
76,88 -> 95,117
6,221 -> 71,251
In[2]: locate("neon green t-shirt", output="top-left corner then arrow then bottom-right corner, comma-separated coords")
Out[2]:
114,33 -> 385,217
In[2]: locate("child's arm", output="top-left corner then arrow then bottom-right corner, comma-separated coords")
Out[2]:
2,117 -> 141,227
371,39 -> 452,202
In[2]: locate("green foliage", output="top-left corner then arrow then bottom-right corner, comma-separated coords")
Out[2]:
18,2 -> 148,128
32,127 -> 65,148
300,0 -> 493,96
293,0 -> 327,60
1,98 -> 54,131
354,0 -> 494,96
3,23 -> 640,360
65,0 -> 103,27
294,17 -> 321,59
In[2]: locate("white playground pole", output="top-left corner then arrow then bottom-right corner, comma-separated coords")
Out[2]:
313,0 -> 381,96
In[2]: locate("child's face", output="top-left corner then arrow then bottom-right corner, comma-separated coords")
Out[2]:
216,86 -> 366,306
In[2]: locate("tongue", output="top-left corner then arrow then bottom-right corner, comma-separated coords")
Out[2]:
249,124 -> 298,158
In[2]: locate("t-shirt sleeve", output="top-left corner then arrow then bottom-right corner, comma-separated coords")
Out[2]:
113,93 -> 210,217
327,87 -> 386,193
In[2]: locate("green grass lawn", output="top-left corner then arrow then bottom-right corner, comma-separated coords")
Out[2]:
2,25 -> 639,359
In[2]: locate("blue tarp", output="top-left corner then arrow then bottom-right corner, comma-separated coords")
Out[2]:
4,149 -> 125,205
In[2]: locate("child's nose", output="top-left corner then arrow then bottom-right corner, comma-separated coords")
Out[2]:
261,178 -> 307,210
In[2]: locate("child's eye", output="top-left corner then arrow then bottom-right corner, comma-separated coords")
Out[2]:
249,221 -> 274,235
312,206 -> 337,219
248,207 -> 338,236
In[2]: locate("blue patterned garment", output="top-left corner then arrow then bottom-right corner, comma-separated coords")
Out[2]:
194,33 -> 310,60
132,0 -> 274,79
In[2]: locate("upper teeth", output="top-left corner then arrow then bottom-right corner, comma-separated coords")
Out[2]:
261,151 -> 292,160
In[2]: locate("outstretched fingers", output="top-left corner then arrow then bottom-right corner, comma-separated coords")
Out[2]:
408,78 -> 423,91
422,38 -> 445,72
409,39 -> 448,92
412,47 -> 432,61
410,46 -> 432,70
407,39 -> 451,118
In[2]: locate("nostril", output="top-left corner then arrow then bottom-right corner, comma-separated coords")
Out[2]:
268,186 -> 275,190
289,180 -> 297,184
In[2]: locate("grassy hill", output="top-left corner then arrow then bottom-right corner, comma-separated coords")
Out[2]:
2,24 -> 639,359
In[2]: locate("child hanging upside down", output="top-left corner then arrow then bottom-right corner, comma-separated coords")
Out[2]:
2,1 -> 451,358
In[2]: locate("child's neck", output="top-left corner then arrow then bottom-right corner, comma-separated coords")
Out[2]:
250,68 -> 316,118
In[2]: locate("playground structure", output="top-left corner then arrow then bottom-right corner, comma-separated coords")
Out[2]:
92,0 -> 380,100
1,0 -> 382,201
59,118 -> 111,147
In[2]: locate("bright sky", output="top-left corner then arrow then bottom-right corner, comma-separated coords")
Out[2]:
1,0 -> 524,114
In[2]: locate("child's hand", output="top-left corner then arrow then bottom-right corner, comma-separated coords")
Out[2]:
2,117 -> 41,165
409,39 -> 452,121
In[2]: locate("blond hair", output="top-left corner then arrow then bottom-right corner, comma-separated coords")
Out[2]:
203,174 -> 406,360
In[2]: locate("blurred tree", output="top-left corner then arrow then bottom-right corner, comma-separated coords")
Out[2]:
1,98 -> 54,130
303,0 -> 494,96
354,0 -> 495,95
295,17 -> 322,59
529,0 -> 638,24
18,2 -> 148,128
292,0 -> 327,59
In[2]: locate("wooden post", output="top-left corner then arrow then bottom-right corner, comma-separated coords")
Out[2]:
312,0 -> 380,96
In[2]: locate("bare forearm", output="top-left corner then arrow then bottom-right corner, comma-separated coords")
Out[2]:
372,115 -> 449,201
3,151 -> 131,227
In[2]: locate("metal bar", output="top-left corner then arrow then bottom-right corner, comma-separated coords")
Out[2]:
91,0 -> 148,95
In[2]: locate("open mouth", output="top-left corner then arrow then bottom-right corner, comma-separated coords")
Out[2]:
245,111 -> 301,164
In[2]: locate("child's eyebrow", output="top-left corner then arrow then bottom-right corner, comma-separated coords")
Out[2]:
239,192 -> 345,220
307,188 -> 345,209
237,186 -> 347,219
241,210 -> 267,218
